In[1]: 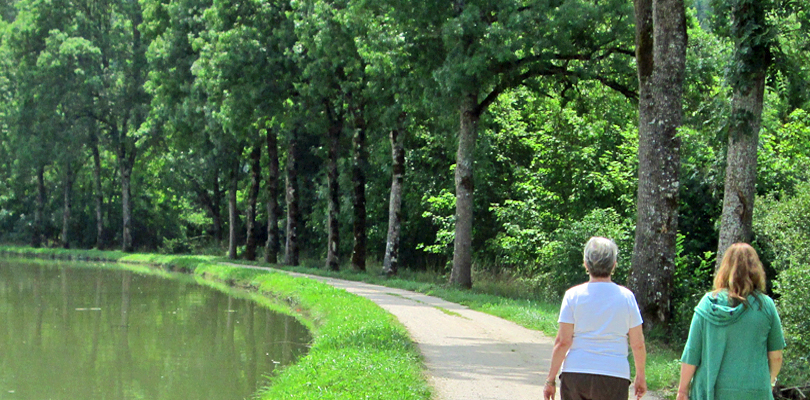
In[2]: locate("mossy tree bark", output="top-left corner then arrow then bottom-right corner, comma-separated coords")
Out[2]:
32,164 -> 45,248
628,0 -> 686,329
284,130 -> 300,266
716,0 -> 770,265
383,127 -> 405,276
351,117 -> 367,271
264,127 -> 281,264
60,162 -> 73,249
227,158 -> 239,260
326,121 -> 342,271
244,142 -> 262,261
90,130 -> 105,249
449,92 -> 480,289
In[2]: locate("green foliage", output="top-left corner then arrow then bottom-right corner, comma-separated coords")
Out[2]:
755,180 -> 810,385
416,189 -> 455,260
539,208 -> 635,298
671,233 -> 715,340
491,204 -> 634,299
774,265 -> 810,386
758,108 -> 810,194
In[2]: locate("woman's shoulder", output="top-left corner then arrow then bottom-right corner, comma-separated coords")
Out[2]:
692,292 -> 716,309
613,283 -> 638,298
749,292 -> 777,309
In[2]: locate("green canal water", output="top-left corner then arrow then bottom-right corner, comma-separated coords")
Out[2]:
0,260 -> 310,400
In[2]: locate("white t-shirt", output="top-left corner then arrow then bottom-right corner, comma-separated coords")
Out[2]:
558,282 -> 643,380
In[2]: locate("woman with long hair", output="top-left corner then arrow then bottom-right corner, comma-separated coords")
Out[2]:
676,242 -> 785,399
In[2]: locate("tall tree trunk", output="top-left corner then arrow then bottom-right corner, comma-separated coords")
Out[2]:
716,80 -> 764,262
212,170 -> 223,242
265,127 -> 280,264
449,92 -> 479,289
284,131 -> 299,266
32,164 -> 45,248
61,163 -> 73,249
120,159 -> 134,253
383,127 -> 406,276
244,143 -> 261,261
350,120 -> 367,271
91,132 -> 104,249
628,0 -> 686,329
716,1 -> 770,264
227,159 -> 239,260
326,122 -> 341,271
120,5 -> 146,254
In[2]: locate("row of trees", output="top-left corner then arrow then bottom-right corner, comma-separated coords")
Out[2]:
1,0 -> 809,330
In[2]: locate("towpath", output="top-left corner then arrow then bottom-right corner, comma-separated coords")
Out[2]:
235,265 -> 663,400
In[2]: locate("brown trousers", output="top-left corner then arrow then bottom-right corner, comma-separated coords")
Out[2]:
559,372 -> 631,400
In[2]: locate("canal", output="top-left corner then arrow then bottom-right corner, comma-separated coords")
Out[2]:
0,259 -> 310,400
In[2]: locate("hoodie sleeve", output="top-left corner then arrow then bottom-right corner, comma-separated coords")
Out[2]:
766,297 -> 786,352
681,311 -> 704,366
681,295 -> 708,366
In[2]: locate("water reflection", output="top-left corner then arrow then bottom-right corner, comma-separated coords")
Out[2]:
0,260 -> 310,400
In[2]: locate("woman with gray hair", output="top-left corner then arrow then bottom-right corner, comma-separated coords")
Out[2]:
543,237 -> 648,400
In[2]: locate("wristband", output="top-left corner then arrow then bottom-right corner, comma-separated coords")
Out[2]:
545,379 -> 556,387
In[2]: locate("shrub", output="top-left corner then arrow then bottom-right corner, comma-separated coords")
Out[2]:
489,206 -> 634,300
670,233 -> 715,340
755,181 -> 810,385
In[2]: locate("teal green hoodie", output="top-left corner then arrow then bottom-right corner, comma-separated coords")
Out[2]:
681,291 -> 785,400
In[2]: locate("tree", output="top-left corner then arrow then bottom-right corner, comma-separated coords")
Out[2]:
290,0 -> 373,271
383,125 -> 406,275
264,122 -> 281,263
714,0 -> 775,262
284,127 -> 300,266
192,0 -> 294,260
396,0 -> 637,288
627,0 -> 686,328
142,0 -> 224,246
1,0 -> 78,248
244,141 -> 261,260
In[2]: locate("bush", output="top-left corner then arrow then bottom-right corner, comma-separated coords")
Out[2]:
755,181 -> 810,385
489,206 -> 634,300
774,266 -> 810,385
670,234 -> 715,340
159,237 -> 193,254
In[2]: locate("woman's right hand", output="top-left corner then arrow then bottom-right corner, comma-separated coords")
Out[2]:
676,391 -> 689,400
543,383 -> 556,400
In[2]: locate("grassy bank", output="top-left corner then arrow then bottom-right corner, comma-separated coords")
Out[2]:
0,246 -> 431,400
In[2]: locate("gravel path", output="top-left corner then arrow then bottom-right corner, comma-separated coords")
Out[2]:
238,265 -> 663,400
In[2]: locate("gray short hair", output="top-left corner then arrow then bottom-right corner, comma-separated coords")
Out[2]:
583,237 -> 618,277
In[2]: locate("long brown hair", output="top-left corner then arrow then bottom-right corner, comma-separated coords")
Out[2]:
714,242 -> 766,306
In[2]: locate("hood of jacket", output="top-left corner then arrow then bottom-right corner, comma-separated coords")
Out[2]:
694,291 -> 750,326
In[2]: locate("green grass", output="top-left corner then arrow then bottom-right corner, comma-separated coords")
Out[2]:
0,246 -> 432,400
